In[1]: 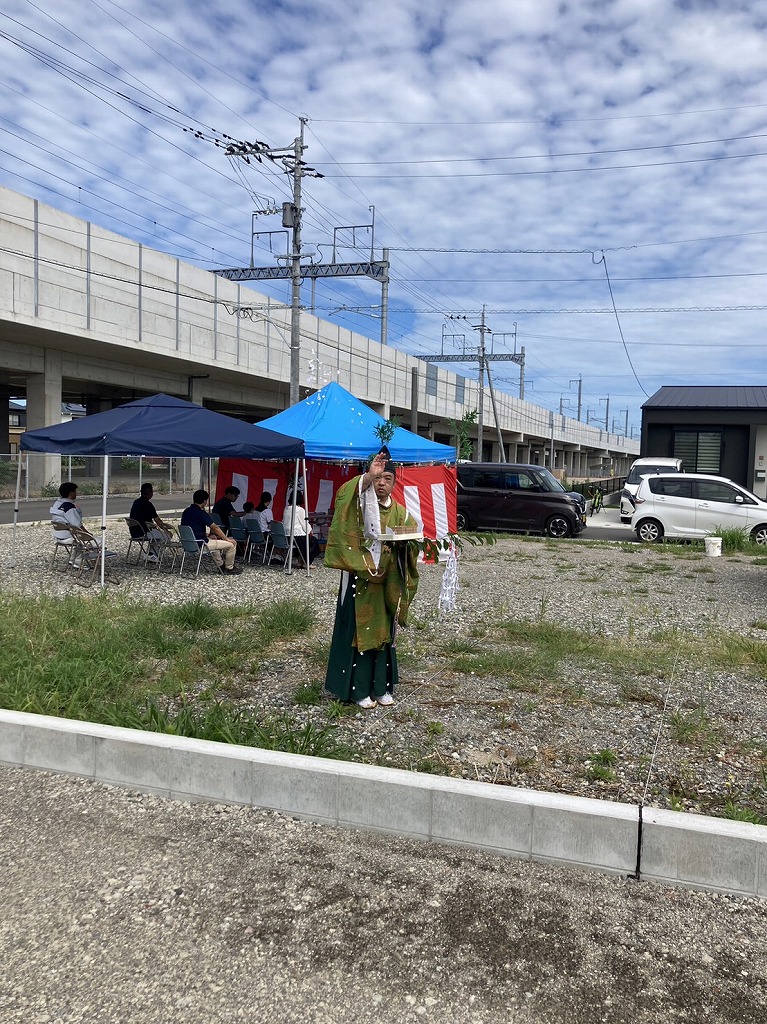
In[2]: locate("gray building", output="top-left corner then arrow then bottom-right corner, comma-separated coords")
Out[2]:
641,386 -> 767,499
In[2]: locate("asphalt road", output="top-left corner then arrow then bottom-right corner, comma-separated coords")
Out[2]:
2,495 -> 636,541
0,493 -> 195,525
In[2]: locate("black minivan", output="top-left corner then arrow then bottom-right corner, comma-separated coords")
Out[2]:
456,463 -> 587,538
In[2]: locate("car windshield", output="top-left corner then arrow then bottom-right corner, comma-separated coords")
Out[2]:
531,468 -> 566,493
626,464 -> 679,485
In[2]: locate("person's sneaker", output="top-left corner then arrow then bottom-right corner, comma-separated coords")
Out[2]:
146,554 -> 159,564
223,565 -> 243,575
377,693 -> 395,707
355,696 -> 376,710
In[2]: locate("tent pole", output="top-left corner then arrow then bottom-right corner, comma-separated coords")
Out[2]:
100,454 -> 109,589
10,453 -> 23,568
286,458 -> 300,575
302,457 -> 310,575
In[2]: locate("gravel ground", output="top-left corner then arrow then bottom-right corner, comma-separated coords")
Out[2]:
3,522 -> 767,1022
3,519 -> 767,820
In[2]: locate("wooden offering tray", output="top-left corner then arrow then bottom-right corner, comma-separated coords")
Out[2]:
384,527 -> 423,542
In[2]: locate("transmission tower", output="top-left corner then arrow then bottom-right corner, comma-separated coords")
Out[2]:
420,311 -> 525,461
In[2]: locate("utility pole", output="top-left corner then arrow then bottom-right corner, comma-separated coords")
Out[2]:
288,119 -> 306,406
421,310 -> 516,462
569,375 -> 583,421
475,306 -> 491,462
223,116 -> 324,407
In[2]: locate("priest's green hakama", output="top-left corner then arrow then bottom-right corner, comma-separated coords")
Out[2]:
324,474 -> 419,704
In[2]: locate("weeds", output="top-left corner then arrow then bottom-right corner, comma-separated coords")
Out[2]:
102,699 -> 353,759
294,680 -> 324,705
585,748 -> 618,782
722,801 -> 765,825
257,598 -> 316,644
711,527 -> 764,555
669,707 -> 719,748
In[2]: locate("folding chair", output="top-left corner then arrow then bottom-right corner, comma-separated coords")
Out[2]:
152,524 -> 184,572
68,525 -> 119,586
228,518 -> 247,558
50,522 -> 74,569
266,521 -> 290,567
124,517 -> 153,566
268,521 -> 309,570
177,524 -> 223,576
209,511 -> 224,528
244,519 -> 267,564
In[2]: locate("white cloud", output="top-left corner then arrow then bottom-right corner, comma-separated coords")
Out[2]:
0,0 -> 765,430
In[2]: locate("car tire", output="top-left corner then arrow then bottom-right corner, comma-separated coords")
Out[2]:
456,512 -> 470,531
636,519 -> 664,543
545,515 -> 572,539
751,524 -> 767,545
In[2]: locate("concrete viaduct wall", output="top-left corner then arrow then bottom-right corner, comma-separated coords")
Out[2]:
0,186 -> 638,487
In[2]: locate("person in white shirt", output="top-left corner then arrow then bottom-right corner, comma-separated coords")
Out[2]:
51,481 -> 103,566
50,481 -> 83,541
282,493 -> 320,563
255,491 -> 273,534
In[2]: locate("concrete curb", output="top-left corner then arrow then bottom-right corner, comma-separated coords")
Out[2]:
1,709 -> 765,897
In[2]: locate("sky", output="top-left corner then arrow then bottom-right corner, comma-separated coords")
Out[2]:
1,0 -> 766,435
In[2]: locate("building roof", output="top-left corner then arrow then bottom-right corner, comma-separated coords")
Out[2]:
643,386 -> 767,410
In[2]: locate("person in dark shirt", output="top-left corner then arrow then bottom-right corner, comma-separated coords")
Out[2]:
129,483 -> 172,562
181,489 -> 240,574
211,486 -> 242,533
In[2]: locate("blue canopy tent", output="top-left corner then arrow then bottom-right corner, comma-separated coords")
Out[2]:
20,393 -> 304,459
15,393 -> 305,584
257,381 -> 456,464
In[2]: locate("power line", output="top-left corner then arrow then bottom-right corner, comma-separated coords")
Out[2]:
318,132 -> 767,167
310,101 -> 767,127
320,149 -> 767,179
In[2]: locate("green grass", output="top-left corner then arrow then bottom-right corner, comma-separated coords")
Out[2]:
101,698 -> 353,759
710,526 -> 765,554
294,679 -> 324,705
722,801 -> 766,825
0,593 -> 320,738
668,707 -> 720,748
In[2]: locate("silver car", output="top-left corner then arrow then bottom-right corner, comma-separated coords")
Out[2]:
631,473 -> 767,543
620,457 -> 684,523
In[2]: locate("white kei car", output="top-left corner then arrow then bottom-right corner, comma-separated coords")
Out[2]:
631,472 -> 767,544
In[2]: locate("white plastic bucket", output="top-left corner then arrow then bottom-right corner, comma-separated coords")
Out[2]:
704,537 -> 722,557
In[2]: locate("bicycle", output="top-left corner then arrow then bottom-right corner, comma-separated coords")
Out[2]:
588,486 -> 603,516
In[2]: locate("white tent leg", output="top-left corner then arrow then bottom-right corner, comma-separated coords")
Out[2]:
301,457 -> 310,575
285,458 -> 300,574
10,455 -> 23,568
100,454 -> 109,589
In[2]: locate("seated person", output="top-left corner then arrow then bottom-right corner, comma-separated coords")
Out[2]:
255,491 -> 273,534
282,493 -> 321,564
129,482 -> 172,563
50,481 -> 100,566
181,490 -> 241,575
50,481 -> 83,540
240,501 -> 256,521
211,486 -> 242,533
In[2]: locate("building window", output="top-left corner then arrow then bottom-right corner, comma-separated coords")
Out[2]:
455,375 -> 465,405
425,363 -> 438,398
9,413 -> 20,427
673,430 -> 722,474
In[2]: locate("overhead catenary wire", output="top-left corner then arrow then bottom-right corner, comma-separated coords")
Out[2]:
593,251 -> 649,399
